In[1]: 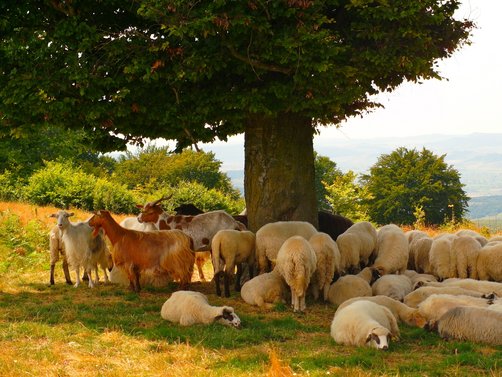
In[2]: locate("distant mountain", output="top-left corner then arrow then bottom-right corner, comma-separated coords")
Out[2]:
466,195 -> 502,219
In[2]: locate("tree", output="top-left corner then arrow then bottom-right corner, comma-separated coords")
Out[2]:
361,147 -> 469,225
314,153 -> 343,211
0,1 -> 473,230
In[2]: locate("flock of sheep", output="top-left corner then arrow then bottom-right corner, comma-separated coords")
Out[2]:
48,201 -> 502,350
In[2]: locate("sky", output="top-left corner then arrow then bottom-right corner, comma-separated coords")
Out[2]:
199,0 -> 501,148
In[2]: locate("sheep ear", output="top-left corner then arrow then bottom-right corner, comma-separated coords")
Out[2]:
365,332 -> 379,344
49,213 -> 57,218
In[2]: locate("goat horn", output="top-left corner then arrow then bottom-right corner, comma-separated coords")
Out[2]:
152,194 -> 173,206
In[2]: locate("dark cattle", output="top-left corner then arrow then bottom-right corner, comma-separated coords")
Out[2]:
174,203 -> 204,216
318,210 -> 354,241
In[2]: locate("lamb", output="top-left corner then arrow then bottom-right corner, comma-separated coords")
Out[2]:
160,290 -> 241,328
336,295 -> 427,328
371,274 -> 413,302
308,232 -> 341,301
327,267 -> 378,306
330,300 -> 400,350
211,229 -> 256,297
50,210 -> 111,288
335,221 -> 377,275
417,293 -> 495,328
437,306 -> 502,345
452,235 -> 481,279
255,221 -> 318,274
88,210 -> 194,292
477,241 -> 502,282
428,233 -> 458,280
48,225 -> 72,286
240,269 -> 289,308
372,224 -> 408,275
403,285 -> 493,308
274,235 -> 317,312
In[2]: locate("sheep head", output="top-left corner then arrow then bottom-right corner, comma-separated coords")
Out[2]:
215,307 -> 241,329
365,327 -> 392,350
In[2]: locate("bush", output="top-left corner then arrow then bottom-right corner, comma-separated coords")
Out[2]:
93,179 -> 137,214
0,171 -> 23,201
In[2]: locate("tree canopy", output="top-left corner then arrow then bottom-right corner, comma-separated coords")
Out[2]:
0,1 -> 473,230
361,147 -> 469,225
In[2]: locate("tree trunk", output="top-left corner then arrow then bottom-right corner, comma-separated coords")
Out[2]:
244,112 -> 318,232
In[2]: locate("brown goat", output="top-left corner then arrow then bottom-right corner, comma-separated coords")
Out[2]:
88,210 -> 194,292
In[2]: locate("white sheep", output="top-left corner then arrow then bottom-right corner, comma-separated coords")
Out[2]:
403,270 -> 438,287
477,241 -> 502,282
455,229 -> 487,246
405,230 -> 429,270
336,295 -> 427,328
275,235 -> 317,312
119,216 -> 158,232
48,225 -> 72,285
417,293 -> 495,328
308,232 -> 341,301
330,300 -> 400,350
336,221 -> 377,274
160,290 -> 241,328
255,221 -> 318,274
403,285 -> 493,308
211,229 -> 256,297
428,233 -> 458,280
240,269 -> 289,308
371,274 -> 413,302
327,267 -> 376,306
50,210 -> 111,288
437,306 -> 502,345
452,235 -> 481,279
419,278 -> 502,297
108,265 -> 172,288
372,224 -> 408,275
409,235 -> 433,274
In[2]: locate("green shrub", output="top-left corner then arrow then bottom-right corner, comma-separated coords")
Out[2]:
0,171 -> 23,201
93,179 -> 137,214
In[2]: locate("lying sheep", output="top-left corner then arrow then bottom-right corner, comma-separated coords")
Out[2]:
308,232 -> 341,301
255,221 -> 318,274
437,306 -> 502,345
108,265 -> 172,288
160,290 -> 241,328
417,293 -> 495,328
336,221 -> 377,274
372,224 -> 408,275
419,278 -> 502,297
428,233 -> 458,280
453,235 -> 481,279
330,300 -> 400,350
371,274 -> 413,302
275,235 -> 317,312
327,267 -> 377,306
336,295 -> 427,328
240,269 -> 289,309
403,270 -> 437,287
211,229 -> 256,297
403,285 -> 493,308
477,241 -> 502,282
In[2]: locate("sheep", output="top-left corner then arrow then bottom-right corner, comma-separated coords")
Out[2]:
327,267 -> 378,306
255,221 -> 318,274
50,210 -> 111,288
455,229 -> 487,246
428,233 -> 458,280
417,293 -> 495,328
108,265 -> 172,288
308,232 -> 341,301
335,221 -> 377,275
119,216 -> 158,232
409,235 -> 433,274
211,229 -> 256,297
477,241 -> 502,282
403,285 -> 493,308
317,210 -> 354,242
371,274 -> 413,302
274,235 -> 317,312
402,270 -> 438,287
419,278 -> 502,297
330,300 -> 400,350
372,224 -> 408,275
336,295 -> 427,328
88,210 -> 194,292
240,269 -> 290,308
160,290 -> 241,328
405,230 -> 429,270
48,225 -> 72,286
452,235 -> 481,279
437,306 -> 502,345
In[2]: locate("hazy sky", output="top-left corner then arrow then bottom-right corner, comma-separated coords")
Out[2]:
203,0 -> 501,148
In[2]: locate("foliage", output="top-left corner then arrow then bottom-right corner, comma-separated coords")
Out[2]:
314,153 -> 343,210
23,161 -> 137,213
113,146 -> 237,195
0,170 -> 23,201
362,147 -> 469,226
324,170 -> 371,222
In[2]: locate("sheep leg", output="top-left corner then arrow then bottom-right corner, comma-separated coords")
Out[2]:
50,264 -> 56,286
214,271 -> 223,296
62,260 -> 73,285
235,264 -> 243,292
224,272 -> 231,298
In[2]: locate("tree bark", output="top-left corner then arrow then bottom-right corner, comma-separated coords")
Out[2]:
244,112 -> 318,232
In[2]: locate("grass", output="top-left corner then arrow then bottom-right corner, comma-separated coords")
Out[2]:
0,202 -> 501,376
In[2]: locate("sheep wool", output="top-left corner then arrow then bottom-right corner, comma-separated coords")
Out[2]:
477,241 -> 502,282
438,306 -> 502,346
428,233 -> 458,280
327,268 -> 375,306
275,235 -> 317,312
240,269 -> 289,308
308,232 -> 341,301
453,235 -> 481,279
336,221 -> 377,274
331,300 -> 400,350
373,224 -> 408,275
161,291 -> 241,328
403,285 -> 489,308
371,274 -> 413,302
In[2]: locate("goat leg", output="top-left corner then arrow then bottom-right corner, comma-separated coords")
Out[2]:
50,264 -> 55,286
214,271 -> 222,296
133,264 -> 141,293
62,260 -> 73,285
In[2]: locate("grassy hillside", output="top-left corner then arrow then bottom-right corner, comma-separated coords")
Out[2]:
0,202 -> 501,376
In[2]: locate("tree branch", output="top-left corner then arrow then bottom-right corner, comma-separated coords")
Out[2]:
226,45 -> 292,75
